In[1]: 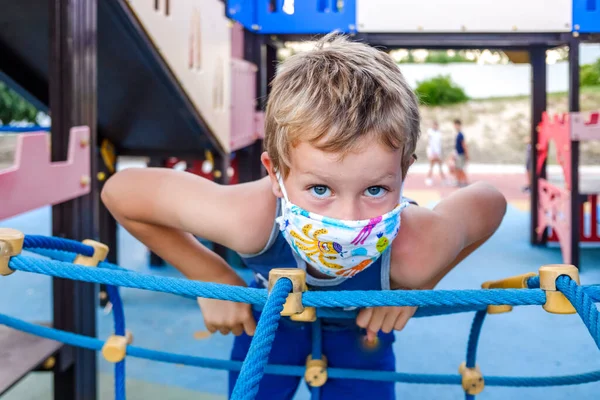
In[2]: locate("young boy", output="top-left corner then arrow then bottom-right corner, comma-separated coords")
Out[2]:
101,34 -> 506,399
453,119 -> 469,187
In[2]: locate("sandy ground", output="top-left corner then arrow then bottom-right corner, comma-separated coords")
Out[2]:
416,90 -> 600,165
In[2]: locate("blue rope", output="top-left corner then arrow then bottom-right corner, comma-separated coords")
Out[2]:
9,255 -> 564,310
527,276 -> 540,288
1,313 -> 600,388
24,248 -> 77,262
23,235 -> 94,256
9,255 -> 268,305
106,285 -> 126,400
557,276 -> 600,350
303,288 -> 547,308
466,311 -> 487,368
230,278 -> 292,400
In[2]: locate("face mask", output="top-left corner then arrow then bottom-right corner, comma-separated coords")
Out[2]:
275,173 -> 409,278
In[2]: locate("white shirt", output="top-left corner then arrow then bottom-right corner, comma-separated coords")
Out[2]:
427,128 -> 442,155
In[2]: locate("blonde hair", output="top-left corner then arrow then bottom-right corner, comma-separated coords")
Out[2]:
264,33 -> 420,177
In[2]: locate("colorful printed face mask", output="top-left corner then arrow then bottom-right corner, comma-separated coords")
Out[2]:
275,173 -> 409,278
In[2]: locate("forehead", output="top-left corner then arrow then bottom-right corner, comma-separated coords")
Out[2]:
288,140 -> 403,181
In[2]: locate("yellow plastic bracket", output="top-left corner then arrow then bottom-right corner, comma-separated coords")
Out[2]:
100,139 -> 116,174
0,228 -> 24,276
539,264 -> 580,314
459,362 -> 485,395
102,335 -> 128,363
268,268 -> 316,322
73,240 -> 109,267
481,272 -> 537,314
305,355 -> 328,387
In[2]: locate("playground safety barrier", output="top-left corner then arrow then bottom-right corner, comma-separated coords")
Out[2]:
1,228 -> 600,400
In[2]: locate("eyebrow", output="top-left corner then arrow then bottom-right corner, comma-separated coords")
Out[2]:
301,171 -> 398,182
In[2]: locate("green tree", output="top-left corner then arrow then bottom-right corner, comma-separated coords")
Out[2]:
0,81 -> 38,124
580,58 -> 600,87
414,75 -> 469,106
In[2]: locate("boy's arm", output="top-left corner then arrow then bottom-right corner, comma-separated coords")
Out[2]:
101,168 -> 276,335
102,167 -> 276,254
391,181 -> 506,290
357,182 -> 506,339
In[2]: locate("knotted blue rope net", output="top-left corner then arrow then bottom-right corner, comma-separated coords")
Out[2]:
2,234 -> 600,400
230,278 -> 292,400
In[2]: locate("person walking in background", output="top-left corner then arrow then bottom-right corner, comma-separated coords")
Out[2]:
425,120 -> 446,186
453,119 -> 469,187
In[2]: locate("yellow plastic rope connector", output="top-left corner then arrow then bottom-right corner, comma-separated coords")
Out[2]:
305,355 -> 328,387
102,335 -> 128,363
481,272 -> 537,314
0,228 -> 24,276
539,264 -> 580,314
73,240 -> 109,267
459,362 -> 485,395
268,268 -> 316,322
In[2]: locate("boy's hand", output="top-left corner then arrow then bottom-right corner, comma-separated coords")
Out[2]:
197,297 -> 256,336
356,306 -> 417,343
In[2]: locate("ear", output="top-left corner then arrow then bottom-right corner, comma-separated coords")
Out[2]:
260,151 -> 284,198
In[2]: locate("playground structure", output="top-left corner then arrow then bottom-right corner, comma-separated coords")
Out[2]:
0,0 -> 600,399
536,111 -> 600,266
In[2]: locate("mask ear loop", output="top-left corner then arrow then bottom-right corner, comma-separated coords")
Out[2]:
275,171 -> 291,202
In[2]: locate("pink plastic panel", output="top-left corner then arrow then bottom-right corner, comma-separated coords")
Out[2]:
231,22 -> 244,59
0,126 -> 91,220
537,178 -> 571,264
536,112 -> 572,190
230,58 -> 263,151
570,111 -> 600,141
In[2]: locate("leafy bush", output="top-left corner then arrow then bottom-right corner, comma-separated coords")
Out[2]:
581,60 -> 600,87
0,81 -> 38,125
414,75 -> 469,106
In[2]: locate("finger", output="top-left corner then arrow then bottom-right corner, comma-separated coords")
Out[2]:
205,323 -> 218,334
243,315 -> 257,336
356,308 -> 373,329
218,326 -> 230,335
381,308 -> 402,334
230,324 -> 244,336
366,307 -> 386,336
393,311 -> 412,332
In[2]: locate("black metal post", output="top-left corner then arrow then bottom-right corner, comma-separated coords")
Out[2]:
50,0 -> 99,399
568,38 -> 581,268
98,138 -> 118,307
530,46 -> 547,245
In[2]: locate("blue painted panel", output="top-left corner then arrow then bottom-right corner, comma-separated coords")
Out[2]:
573,0 -> 600,33
226,0 -> 256,31
226,0 -> 356,34
257,0 -> 356,34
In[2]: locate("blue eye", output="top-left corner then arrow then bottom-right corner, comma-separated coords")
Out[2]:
365,186 -> 386,198
310,185 -> 331,198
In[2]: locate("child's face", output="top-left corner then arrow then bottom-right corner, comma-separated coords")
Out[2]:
264,137 -> 405,221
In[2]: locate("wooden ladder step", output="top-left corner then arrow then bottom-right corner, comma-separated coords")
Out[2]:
0,323 -> 63,395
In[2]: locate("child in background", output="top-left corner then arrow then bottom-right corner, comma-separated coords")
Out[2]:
425,120 -> 446,186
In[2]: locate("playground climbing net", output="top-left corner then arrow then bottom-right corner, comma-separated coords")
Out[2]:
1,227 -> 600,400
